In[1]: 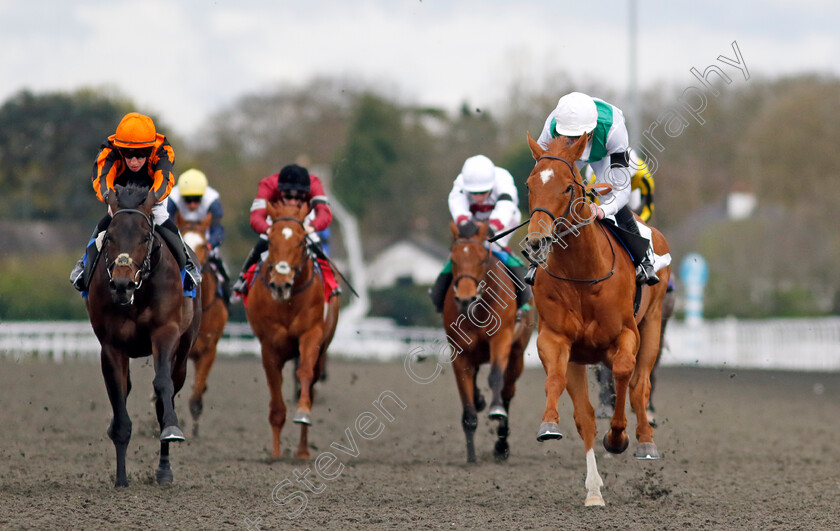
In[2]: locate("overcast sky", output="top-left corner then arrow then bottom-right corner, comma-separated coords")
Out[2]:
1,0 -> 836,137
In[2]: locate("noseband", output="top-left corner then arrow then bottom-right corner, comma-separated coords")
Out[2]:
104,208 -> 155,289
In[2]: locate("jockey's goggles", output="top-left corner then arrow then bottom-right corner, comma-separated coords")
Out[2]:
120,147 -> 152,160
182,195 -> 202,204
469,189 -> 492,196
282,191 -> 306,201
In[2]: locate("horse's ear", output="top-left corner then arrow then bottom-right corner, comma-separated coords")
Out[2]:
450,221 -> 459,240
201,212 -> 213,228
477,222 -> 488,240
569,133 -> 588,160
142,190 -> 157,213
175,210 -> 186,227
265,201 -> 278,220
105,189 -> 118,212
298,202 -> 310,220
527,132 -> 544,161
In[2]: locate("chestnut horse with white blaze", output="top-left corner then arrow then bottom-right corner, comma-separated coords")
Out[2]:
176,211 -> 229,437
524,133 -> 671,506
245,201 -> 339,459
443,221 -> 535,463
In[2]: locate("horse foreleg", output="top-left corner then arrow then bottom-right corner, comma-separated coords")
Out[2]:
261,346 -> 286,458
604,328 -> 637,454
101,347 -> 132,487
536,331 -> 570,441
487,330 -> 513,419
151,325 -> 185,442
451,353 -> 479,463
189,345 -> 218,436
565,362 -> 604,506
293,328 -> 323,428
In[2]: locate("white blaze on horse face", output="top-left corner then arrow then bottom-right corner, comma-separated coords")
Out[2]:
463,246 -> 469,254
182,231 -> 204,251
540,168 -> 554,184
275,261 -> 291,275
282,227 -> 293,240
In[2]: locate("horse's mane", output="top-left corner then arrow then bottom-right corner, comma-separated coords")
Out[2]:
115,183 -> 151,209
458,220 -> 480,239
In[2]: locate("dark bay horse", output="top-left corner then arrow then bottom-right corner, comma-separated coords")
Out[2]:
176,212 -> 229,437
524,134 -> 671,506
443,221 -> 535,463
245,201 -> 339,459
86,184 -> 201,487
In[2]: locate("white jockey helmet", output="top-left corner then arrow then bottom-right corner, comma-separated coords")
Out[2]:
460,155 -> 496,193
551,92 -> 598,137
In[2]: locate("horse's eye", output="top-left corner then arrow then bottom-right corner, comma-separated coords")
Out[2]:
565,184 -> 573,194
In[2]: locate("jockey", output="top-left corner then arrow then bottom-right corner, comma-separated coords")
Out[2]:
69,112 -> 200,292
534,92 -> 659,286
583,148 -> 655,223
429,154 -> 532,313
231,164 -> 340,299
167,168 -> 232,304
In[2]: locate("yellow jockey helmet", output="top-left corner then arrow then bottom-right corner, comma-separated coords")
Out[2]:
177,169 -> 208,196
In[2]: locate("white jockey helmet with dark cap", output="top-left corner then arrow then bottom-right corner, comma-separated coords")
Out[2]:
551,92 -> 598,137
460,155 -> 496,193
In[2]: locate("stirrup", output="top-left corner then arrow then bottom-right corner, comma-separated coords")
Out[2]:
232,276 -> 248,295
524,265 -> 537,286
636,263 -> 660,286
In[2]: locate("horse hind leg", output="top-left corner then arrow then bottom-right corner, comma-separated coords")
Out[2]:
494,345 -> 525,461
156,441 -> 173,484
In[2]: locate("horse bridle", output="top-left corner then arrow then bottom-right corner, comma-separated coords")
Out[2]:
524,155 -> 616,285
451,237 -> 493,300
103,208 -> 156,290
260,216 -> 315,295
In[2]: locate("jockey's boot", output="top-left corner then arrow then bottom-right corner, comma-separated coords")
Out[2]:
508,265 -> 532,308
158,219 -> 201,291
616,206 -> 659,286
428,271 -> 453,313
524,264 -> 537,286
209,253 -> 232,306
232,239 -> 268,295
70,215 -> 112,292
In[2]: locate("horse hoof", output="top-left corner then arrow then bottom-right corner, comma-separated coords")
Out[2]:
156,467 -> 174,485
192,423 -> 200,438
536,422 -> 563,442
161,426 -> 185,442
493,440 -> 510,461
603,432 -> 629,454
488,405 -> 507,420
634,442 -> 661,460
293,412 -> 312,425
584,496 -> 605,507
114,478 -> 129,488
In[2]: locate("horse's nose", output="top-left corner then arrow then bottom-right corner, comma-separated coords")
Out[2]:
109,278 -> 136,292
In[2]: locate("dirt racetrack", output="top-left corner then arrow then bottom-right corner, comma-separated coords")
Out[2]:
1,354 -> 838,530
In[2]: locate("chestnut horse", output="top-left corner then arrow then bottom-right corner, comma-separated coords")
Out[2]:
245,201 -> 339,459
176,212 -> 229,437
443,221 -> 535,463
524,134 -> 671,506
86,183 -> 201,486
